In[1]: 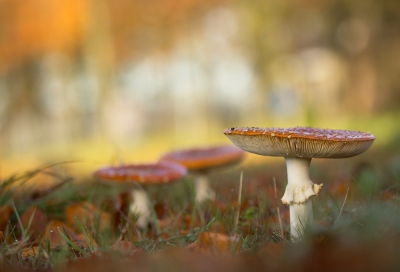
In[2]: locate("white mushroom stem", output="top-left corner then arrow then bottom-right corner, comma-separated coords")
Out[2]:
129,188 -> 151,228
195,174 -> 216,202
281,157 -> 323,238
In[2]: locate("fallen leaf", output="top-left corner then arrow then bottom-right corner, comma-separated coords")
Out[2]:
20,246 -> 47,262
187,232 -> 241,255
65,202 -> 111,233
215,219 -> 231,232
110,240 -> 137,255
0,205 -> 13,231
20,206 -> 48,240
75,232 -> 98,248
260,242 -> 285,259
41,220 -> 82,248
381,189 -> 398,202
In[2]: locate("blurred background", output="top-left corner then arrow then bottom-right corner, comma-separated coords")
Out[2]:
0,0 -> 400,177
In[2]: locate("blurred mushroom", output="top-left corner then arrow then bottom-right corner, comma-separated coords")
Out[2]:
160,145 -> 245,202
93,161 -> 187,228
224,126 -> 375,238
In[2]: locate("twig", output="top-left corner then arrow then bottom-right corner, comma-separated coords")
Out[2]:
233,170 -> 243,235
118,221 -> 130,241
335,185 -> 350,224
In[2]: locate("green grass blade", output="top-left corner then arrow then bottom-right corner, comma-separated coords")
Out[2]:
74,217 -> 95,252
57,229 -> 89,257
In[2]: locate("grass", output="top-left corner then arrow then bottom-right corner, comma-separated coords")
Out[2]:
1,147 -> 400,271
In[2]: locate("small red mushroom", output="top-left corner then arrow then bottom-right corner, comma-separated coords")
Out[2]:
160,145 -> 245,202
93,161 -> 187,228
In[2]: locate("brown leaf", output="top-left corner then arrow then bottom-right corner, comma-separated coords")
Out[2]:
65,202 -> 111,233
20,206 -> 48,240
260,242 -> 285,259
42,220 -> 82,248
187,232 -> 241,256
75,232 -> 98,248
20,246 -> 39,258
110,240 -> 137,255
208,222 -> 227,234
382,189 -> 397,202
158,215 -> 187,231
20,246 -> 47,262
158,211 -> 196,232
0,205 -> 13,231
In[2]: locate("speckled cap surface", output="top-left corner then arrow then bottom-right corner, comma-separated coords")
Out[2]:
93,161 -> 187,185
224,126 -> 375,159
160,145 -> 245,171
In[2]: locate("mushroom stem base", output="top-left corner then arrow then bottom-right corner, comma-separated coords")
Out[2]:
195,175 -> 216,202
290,201 -> 313,239
129,189 -> 151,228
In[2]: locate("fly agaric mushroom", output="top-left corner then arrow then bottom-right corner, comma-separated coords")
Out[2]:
93,161 -> 187,228
224,126 -> 375,238
160,145 -> 245,202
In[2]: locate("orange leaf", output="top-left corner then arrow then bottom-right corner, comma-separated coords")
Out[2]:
0,205 -> 13,231
65,202 -> 111,233
110,240 -> 137,256
42,220 -> 81,248
20,206 -> 48,240
20,246 -> 47,262
187,232 -> 241,255
260,242 -> 285,259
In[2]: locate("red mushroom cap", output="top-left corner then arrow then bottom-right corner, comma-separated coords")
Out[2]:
93,161 -> 187,185
159,145 -> 245,172
224,126 -> 375,159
